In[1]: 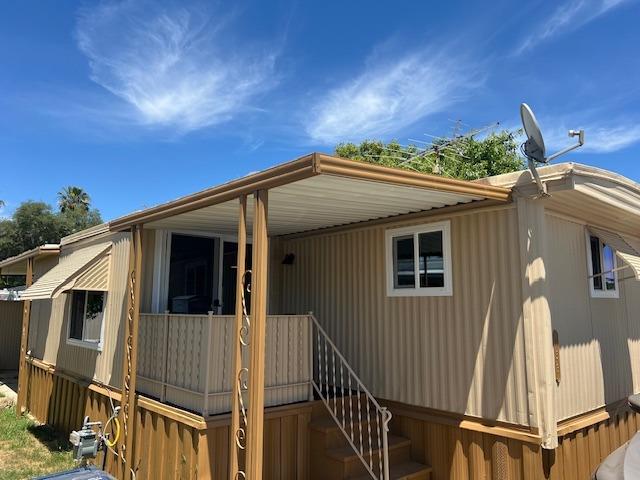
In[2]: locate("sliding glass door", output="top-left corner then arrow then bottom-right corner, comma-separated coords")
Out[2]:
167,234 -> 219,314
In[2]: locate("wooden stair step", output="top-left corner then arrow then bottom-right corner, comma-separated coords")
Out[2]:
351,461 -> 432,480
326,434 -> 411,463
310,415 -> 377,434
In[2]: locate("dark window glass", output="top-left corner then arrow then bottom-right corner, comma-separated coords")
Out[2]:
393,235 -> 415,288
69,291 -> 85,340
419,231 -> 444,288
69,291 -> 105,343
590,236 -> 603,290
168,234 -> 215,314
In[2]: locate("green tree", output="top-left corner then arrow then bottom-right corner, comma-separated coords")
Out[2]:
58,186 -> 91,213
59,207 -> 103,235
335,129 -> 524,181
0,195 -> 102,262
11,202 -> 62,255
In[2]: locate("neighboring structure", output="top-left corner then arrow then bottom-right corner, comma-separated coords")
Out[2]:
11,154 -> 640,479
0,244 -> 59,371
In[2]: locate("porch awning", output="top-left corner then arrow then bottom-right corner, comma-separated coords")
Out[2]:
588,226 -> 640,280
21,242 -> 112,300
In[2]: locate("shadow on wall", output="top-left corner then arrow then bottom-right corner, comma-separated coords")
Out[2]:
593,276 -> 637,407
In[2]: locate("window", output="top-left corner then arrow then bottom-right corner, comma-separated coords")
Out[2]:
587,234 -> 618,298
68,290 -> 105,348
168,234 -> 217,314
386,221 -> 452,296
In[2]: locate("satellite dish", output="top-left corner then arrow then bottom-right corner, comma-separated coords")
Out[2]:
519,102 -> 585,196
521,103 -> 546,163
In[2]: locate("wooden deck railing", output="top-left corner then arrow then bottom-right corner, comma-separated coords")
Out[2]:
137,313 -> 312,416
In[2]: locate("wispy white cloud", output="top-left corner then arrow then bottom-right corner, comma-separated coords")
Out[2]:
515,0 -> 630,55
305,50 -> 481,145
75,0 -> 279,132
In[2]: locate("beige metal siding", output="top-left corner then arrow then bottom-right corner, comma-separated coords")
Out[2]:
27,232 -> 130,387
0,301 -> 23,370
546,214 -> 640,420
279,207 -> 530,426
137,313 -> 311,415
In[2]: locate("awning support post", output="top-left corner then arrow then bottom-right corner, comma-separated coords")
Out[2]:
246,189 -> 269,479
16,256 -> 34,414
229,194 -> 248,479
120,225 -> 143,480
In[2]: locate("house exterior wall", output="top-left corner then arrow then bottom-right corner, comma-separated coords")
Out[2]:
28,232 -> 130,388
279,206 -> 531,426
545,213 -> 640,421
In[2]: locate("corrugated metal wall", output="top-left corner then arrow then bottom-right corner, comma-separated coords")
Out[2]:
0,300 -> 22,369
279,207 -> 530,426
546,214 -> 640,420
28,232 -> 130,387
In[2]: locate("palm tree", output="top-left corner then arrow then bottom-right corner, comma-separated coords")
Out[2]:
58,186 -> 91,213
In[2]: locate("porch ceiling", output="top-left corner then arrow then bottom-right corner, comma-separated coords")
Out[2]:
113,153 -> 512,237
145,174 -> 491,236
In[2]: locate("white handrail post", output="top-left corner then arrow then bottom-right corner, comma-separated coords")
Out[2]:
203,310 -> 214,417
161,309 -> 170,402
381,407 -> 391,480
309,313 -> 392,480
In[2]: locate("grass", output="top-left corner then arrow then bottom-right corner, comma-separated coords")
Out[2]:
0,407 -> 75,480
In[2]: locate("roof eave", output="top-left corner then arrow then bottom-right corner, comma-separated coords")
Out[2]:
108,153 -> 511,232
0,244 -> 60,271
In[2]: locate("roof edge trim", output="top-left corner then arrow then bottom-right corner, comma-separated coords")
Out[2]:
0,244 -> 60,270
109,153 -> 317,231
316,154 -> 511,201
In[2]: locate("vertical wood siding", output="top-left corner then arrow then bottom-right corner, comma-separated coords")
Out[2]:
392,402 -> 640,480
280,208 -> 530,426
24,359 -> 311,480
545,214 -> 640,420
27,232 -> 130,388
0,301 -> 23,369
137,314 -> 312,415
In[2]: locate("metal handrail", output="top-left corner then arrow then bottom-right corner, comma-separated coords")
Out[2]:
310,314 -> 391,480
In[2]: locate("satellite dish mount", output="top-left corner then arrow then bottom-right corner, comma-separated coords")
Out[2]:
520,103 -> 584,196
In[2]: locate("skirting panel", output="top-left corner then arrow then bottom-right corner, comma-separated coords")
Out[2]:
24,358 -> 312,479
390,401 -> 640,479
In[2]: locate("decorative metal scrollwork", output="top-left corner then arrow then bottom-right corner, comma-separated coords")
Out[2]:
120,268 -> 136,468
234,270 -> 252,477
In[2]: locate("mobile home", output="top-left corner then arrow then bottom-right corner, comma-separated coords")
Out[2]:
12,154 -> 640,479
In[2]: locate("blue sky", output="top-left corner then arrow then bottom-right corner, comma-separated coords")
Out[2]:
1,0 -> 639,221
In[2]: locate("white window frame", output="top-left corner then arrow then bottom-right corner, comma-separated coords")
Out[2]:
66,290 -> 107,351
385,220 -> 452,297
585,231 -> 619,299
